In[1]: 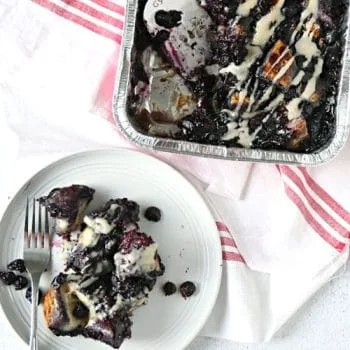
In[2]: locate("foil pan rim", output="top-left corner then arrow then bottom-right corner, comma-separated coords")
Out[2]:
113,0 -> 350,166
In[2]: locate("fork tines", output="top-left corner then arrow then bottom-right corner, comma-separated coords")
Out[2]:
24,198 -> 50,249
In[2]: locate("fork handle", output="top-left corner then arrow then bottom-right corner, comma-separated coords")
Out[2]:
30,336 -> 38,350
29,276 -> 40,350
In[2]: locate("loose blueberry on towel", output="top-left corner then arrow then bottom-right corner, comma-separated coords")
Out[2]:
0,271 -> 17,285
144,207 -> 162,222
179,281 -> 196,298
162,281 -> 177,296
7,259 -> 26,273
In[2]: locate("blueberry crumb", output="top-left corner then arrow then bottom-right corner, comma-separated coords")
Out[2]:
179,281 -> 196,298
144,207 -> 162,222
7,259 -> 26,273
162,281 -> 176,296
14,276 -> 29,290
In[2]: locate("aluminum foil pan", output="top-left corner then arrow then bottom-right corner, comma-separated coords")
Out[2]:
113,0 -> 350,166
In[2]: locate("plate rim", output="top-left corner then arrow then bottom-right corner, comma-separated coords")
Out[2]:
0,148 -> 223,350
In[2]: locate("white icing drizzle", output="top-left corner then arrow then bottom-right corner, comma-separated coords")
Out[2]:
79,227 -> 100,247
219,0 -> 323,144
258,86 -> 274,105
220,46 -> 261,82
83,202 -> 121,235
247,79 -> 260,111
221,109 -> 239,120
57,218 -> 69,233
285,0 -> 323,121
286,58 -> 323,120
292,71 -> 305,86
222,120 -> 262,147
307,0 -> 319,14
114,243 -> 159,280
252,0 -> 285,46
237,0 -> 258,16
294,18 -> 318,67
286,98 -> 302,121
84,216 -> 114,235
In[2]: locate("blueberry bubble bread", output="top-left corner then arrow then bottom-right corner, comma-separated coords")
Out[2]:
39,185 -> 164,349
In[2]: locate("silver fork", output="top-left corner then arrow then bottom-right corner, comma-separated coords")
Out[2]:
24,198 -> 51,350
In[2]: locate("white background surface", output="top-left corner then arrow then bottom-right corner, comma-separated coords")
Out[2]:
0,262 -> 349,350
189,261 -> 350,350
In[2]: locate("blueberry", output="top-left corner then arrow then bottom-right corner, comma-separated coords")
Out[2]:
162,282 -> 176,296
144,207 -> 162,222
51,273 -> 67,289
0,271 -> 16,285
295,55 -> 307,69
25,287 -> 43,305
7,259 -> 26,273
179,281 -> 196,298
155,10 -> 182,29
73,301 -> 89,319
285,87 -> 299,101
14,276 -> 28,290
153,30 -> 170,46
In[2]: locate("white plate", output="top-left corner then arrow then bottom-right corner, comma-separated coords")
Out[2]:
0,149 -> 222,350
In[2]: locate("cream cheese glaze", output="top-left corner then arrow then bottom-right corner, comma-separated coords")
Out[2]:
237,0 -> 258,17
114,243 -> 159,280
218,0 -> 324,146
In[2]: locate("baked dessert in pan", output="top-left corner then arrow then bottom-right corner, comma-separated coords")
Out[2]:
130,0 -> 348,153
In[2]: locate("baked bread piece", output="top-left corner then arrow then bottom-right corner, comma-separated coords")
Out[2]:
39,185 -> 95,235
43,274 -> 133,349
44,278 -> 89,336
